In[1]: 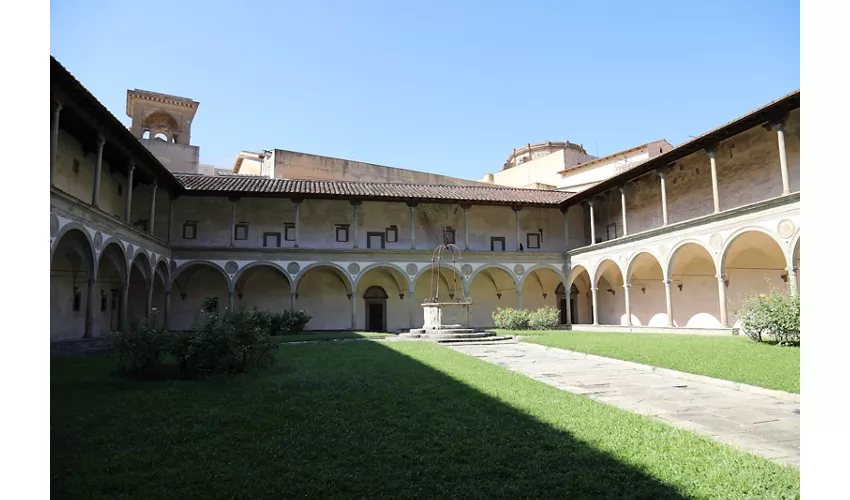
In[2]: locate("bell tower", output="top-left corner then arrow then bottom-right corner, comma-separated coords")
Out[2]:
126,90 -> 201,173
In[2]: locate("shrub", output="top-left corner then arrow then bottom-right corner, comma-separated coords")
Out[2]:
108,316 -> 169,375
252,309 -> 313,336
736,288 -> 800,345
528,306 -> 560,330
492,307 -> 531,330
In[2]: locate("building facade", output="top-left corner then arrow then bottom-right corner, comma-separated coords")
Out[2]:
49,56 -> 800,344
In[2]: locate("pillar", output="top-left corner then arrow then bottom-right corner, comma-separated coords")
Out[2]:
50,102 -> 62,186
590,287 -> 599,325
786,266 -> 798,296
163,290 -> 172,330
623,283 -> 632,326
290,292 -> 297,311
776,121 -> 791,195
707,149 -> 720,213
92,135 -> 105,208
352,202 -> 361,249
120,280 -> 129,333
717,274 -> 728,327
145,284 -> 153,319
588,200 -> 597,245
228,289 -> 235,312
565,291 -> 572,327
658,170 -> 668,226
408,290 -> 416,329
619,186 -> 628,237
561,207 -> 569,251
230,198 -> 237,247
664,279 -> 674,327
516,289 -> 522,310
294,200 -> 302,248
124,163 -> 135,222
148,183 -> 157,236
513,206 -> 522,250
461,205 -> 470,251
407,202 -> 416,250
166,198 -> 174,244
84,275 -> 96,338
350,293 -> 356,330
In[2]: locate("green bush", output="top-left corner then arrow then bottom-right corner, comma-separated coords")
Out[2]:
492,307 -> 531,330
528,306 -> 560,330
108,316 -> 169,375
251,309 -> 313,336
736,288 -> 800,345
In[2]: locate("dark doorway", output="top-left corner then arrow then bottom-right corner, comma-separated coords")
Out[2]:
368,303 -> 384,332
110,289 -> 119,331
363,286 -> 388,332
569,284 -> 580,324
555,283 -> 567,325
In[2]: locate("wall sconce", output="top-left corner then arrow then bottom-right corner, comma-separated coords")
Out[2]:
237,291 -> 244,300
346,293 -> 352,300
677,284 -> 683,292
399,293 -> 405,300
180,292 -> 187,300
641,287 -> 646,294
607,288 -> 615,296
542,293 -> 548,299
780,273 -> 788,283
497,293 -> 502,300
448,293 -> 455,300
725,279 -> 729,288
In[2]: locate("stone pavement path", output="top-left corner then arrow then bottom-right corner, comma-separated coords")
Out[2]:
448,341 -> 800,468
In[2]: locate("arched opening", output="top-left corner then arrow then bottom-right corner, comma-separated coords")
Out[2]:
128,253 -> 151,323
467,266 -> 518,328
151,261 -> 169,328
668,243 -> 720,327
594,260 -> 626,325
153,132 -> 169,142
413,266 -> 465,326
568,265 -> 592,325
626,252 -> 666,326
171,262 -> 230,330
357,266 -> 408,332
50,229 -> 94,340
722,231 -> 787,327
520,267 -> 564,317
234,264 -> 291,313
296,265 -> 352,331
96,243 -> 127,334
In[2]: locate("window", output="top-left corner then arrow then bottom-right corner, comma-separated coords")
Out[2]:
490,237 -> 505,252
182,221 -> 197,240
284,223 -> 296,242
386,225 -> 398,243
527,232 -> 541,249
100,291 -> 107,312
263,232 -> 281,248
73,287 -> 81,311
72,159 -> 80,174
606,223 -> 618,241
367,232 -> 385,249
335,224 -> 350,242
235,222 -> 249,241
443,227 -> 456,245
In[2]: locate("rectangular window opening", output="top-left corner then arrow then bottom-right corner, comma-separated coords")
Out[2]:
182,221 -> 197,240
284,223 -> 296,242
386,225 -> 398,243
263,232 -> 281,248
443,227 -> 456,245
335,224 -> 350,242
490,237 -> 506,252
235,222 -> 249,241
527,232 -> 541,249
72,159 -> 80,174
606,223 -> 618,241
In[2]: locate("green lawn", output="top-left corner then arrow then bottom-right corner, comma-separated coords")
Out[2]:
52,342 -> 799,499
277,331 -> 391,343
521,330 -> 800,393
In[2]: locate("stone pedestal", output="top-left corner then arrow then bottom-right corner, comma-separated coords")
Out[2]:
422,302 -> 472,330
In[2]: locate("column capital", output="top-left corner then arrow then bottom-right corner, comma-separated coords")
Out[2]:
559,205 -> 569,214
151,180 -> 158,189
459,203 -> 472,211
587,199 -> 596,208
97,134 -> 106,147
54,101 -> 63,112
663,279 -> 673,286
291,197 -> 303,205
619,185 -> 627,195
350,200 -> 362,207
511,204 -> 523,212
590,287 -> 598,292
622,283 -> 631,289
406,201 -> 418,209
227,196 -> 241,203
715,274 -> 727,281
705,148 -> 716,159
657,169 -> 667,180
127,162 -> 136,173
785,265 -> 798,273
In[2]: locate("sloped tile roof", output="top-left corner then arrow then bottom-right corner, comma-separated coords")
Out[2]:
175,174 -> 574,206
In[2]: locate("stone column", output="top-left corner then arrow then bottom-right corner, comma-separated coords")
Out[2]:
590,287 -> 599,325
92,135 -> 105,208
349,293 -> 356,330
352,202 -> 361,249
588,200 -> 596,245
124,163 -> 135,222
228,289 -> 235,312
50,102 -> 62,186
166,198 -> 174,244
145,284 -> 153,319
163,289 -> 172,330
619,186 -> 628,237
408,290 -> 416,329
716,274 -> 728,327
516,289 -> 522,310
148,182 -> 157,236
565,293 -> 572,327
84,275 -> 96,338
664,279 -> 674,327
707,149 -> 720,213
290,292 -> 297,311
294,199 -> 302,248
513,206 -> 522,250
230,198 -> 237,247
786,266 -> 799,296
120,280 -> 129,333
561,207 -> 569,251
658,170 -> 669,226
775,120 -> 791,195
407,202 -> 417,250
461,204 -> 470,251
623,283 -> 632,326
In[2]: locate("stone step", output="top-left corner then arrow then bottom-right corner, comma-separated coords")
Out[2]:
419,332 -> 494,340
436,336 -> 514,344
408,328 -> 477,335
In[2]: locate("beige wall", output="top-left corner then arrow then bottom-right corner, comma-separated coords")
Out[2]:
141,139 -> 199,174
54,130 -> 128,218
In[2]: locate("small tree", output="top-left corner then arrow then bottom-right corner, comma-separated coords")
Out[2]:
736,288 -> 800,345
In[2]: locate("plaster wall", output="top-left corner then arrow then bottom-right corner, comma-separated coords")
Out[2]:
235,268 -> 292,312
296,268 -> 351,330
355,271 -> 409,331
54,129 -> 127,218
170,266 -> 229,330
140,138 -> 199,174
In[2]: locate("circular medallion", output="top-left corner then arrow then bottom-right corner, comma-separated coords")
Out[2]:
461,263 -> 473,276
347,263 -> 360,275
94,231 -> 103,249
709,233 -> 723,250
405,263 -> 418,276
287,262 -> 301,274
50,214 -> 59,237
224,261 -> 238,274
513,264 -> 525,275
778,219 -> 795,239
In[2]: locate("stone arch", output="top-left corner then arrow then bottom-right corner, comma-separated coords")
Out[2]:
127,252 -> 153,321
357,262 -> 412,292
719,227 -> 785,273
518,263 -> 565,288
467,265 -> 520,327
142,111 -> 179,142
294,262 -> 353,295
50,227 -> 97,340
520,264 -> 568,324
593,259 -> 626,326
668,241 -> 720,328
567,264 -> 593,325
232,261 -> 293,313
357,264 -> 414,331
665,239 -> 714,282
295,263 -> 355,331
232,261 -> 292,289
625,251 -> 666,327
172,260 -> 232,290
51,222 -> 95,266
94,236 -> 126,273
467,264 -> 520,293
413,262 -> 465,302
170,261 -> 232,329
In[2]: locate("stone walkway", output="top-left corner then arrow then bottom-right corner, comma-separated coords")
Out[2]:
448,342 -> 800,468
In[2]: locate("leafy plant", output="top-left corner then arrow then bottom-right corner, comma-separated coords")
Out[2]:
492,307 -> 531,330
736,288 -> 800,345
528,306 -> 560,330
108,316 -> 169,375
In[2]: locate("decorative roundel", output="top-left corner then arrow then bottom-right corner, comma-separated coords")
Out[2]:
347,263 -> 361,275
710,233 -> 723,250
405,263 -> 418,276
224,261 -> 239,274
461,263 -> 473,276
778,219 -> 796,239
50,214 -> 59,237
513,264 -> 525,275
94,231 -> 103,249
287,262 -> 301,274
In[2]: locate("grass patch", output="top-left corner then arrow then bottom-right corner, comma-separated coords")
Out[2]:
52,342 -> 799,499
276,331 -> 391,343
522,330 -> 800,393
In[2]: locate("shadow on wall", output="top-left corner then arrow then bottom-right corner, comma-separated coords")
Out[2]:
51,341 -> 690,499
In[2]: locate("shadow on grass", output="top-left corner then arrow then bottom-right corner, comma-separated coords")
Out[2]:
51,341 -> 753,499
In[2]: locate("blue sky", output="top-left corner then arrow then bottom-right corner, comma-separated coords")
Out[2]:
50,0 -> 799,179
